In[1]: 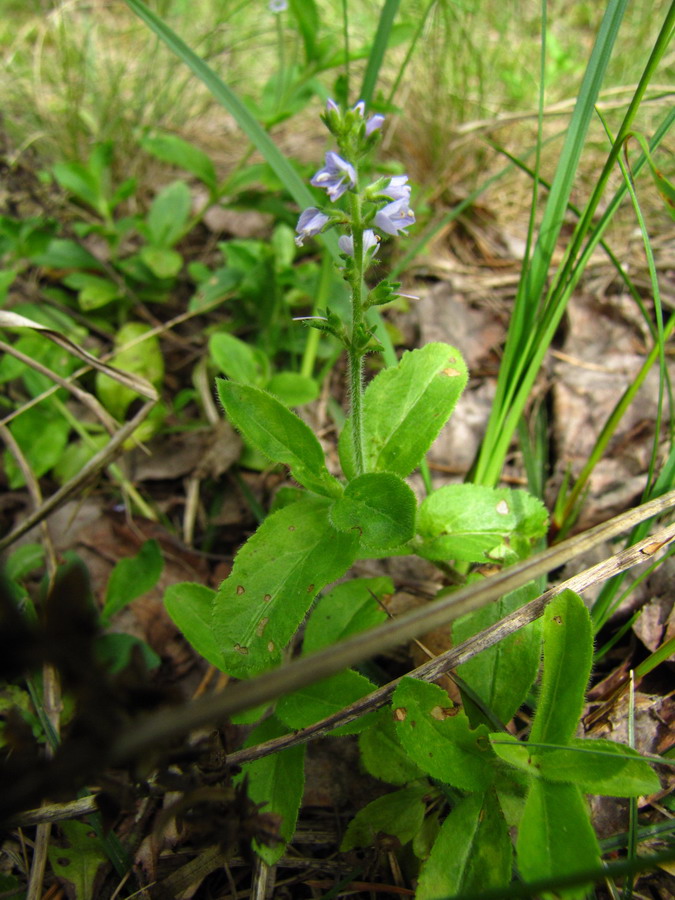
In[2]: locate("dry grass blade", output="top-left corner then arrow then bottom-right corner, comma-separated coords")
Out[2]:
110,489 -> 675,765
227,519 -> 675,766
0,310 -> 158,402
0,398 -> 157,552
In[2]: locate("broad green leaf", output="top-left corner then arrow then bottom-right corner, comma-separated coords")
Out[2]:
209,332 -> 266,385
237,715 -> 305,865
48,820 -> 107,900
4,403 -> 70,488
164,582 -> 225,670
266,372 -> 318,407
4,543 -> 45,581
96,322 -> 164,419
536,738 -> 660,797
342,343 -> 468,478
413,809 -> 441,861
391,677 -> 494,791
530,590 -> 593,747
101,540 -> 163,624
146,180 -> 191,247
302,577 -> 391,653
62,272 -> 123,310
454,582 -> 542,723
34,238 -> 106,272
212,496 -> 358,676
276,669 -> 376,736
489,734 -> 533,775
139,245 -> 183,278
359,708 -> 424,786
95,632 -> 160,674
189,266 -> 242,311
340,784 -> 429,851
416,484 -> 548,562
416,791 -> 511,899
329,472 -> 416,551
216,379 -> 342,497
52,161 -> 104,214
516,780 -> 600,899
140,133 -> 218,192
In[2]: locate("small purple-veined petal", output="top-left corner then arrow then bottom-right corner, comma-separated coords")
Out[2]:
374,197 -> 415,236
365,114 -> 385,136
326,98 -> 340,114
268,0 -> 288,11
310,151 -> 357,201
352,100 -> 366,117
380,175 -> 410,202
338,229 -> 379,258
295,207 -> 330,246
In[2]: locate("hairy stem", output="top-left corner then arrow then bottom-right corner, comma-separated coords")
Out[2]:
348,190 -> 366,475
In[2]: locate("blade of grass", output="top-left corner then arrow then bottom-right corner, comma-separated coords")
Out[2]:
360,0 -> 400,106
473,0 -> 675,488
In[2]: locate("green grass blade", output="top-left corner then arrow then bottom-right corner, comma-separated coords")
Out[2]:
360,0 -> 400,106
124,0 -> 341,259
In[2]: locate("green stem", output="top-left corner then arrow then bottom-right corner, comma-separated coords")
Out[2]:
348,190 -> 366,475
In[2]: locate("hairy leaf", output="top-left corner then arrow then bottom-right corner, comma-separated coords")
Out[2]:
341,784 -> 429,851
276,669 -> 376,736
212,496 -> 358,676
329,472 -> 416,550
164,582 -> 225,670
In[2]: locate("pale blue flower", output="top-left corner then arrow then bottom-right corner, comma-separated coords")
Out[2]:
374,197 -> 415,236
380,175 -> 411,202
310,151 -> 357,201
352,100 -> 385,136
295,207 -> 330,246
268,0 -> 288,11
326,98 -> 340,114
338,229 -> 379,258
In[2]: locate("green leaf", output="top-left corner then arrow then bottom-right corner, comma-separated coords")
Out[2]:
48,820 -> 107,900
145,180 -> 191,247
360,0 -> 400,106
164,582 -> 225,670
529,590 -> 593,747
329,472 -> 416,551
347,343 -> 468,478
391,677 -> 495,791
4,403 -> 70,488
52,161 -> 104,215
95,322 -> 164,419
139,245 -> 183,278
516,780 -> 600,899
340,784 -> 429,851
536,738 -> 661,797
101,540 -> 163,624
62,272 -> 123,310
359,708 -> 424,786
302,577 -> 391,653
141,132 -> 218,192
237,715 -> 305,865
5,543 -> 45,581
416,484 -> 548,562
276,669 -> 376,736
289,0 -> 320,65
209,332 -> 266,385
212,496 -> 358,676
266,372 -> 318,407
216,378 -> 342,498
95,632 -> 160,674
34,238 -> 106,272
416,791 -> 512,899
454,582 -> 542,723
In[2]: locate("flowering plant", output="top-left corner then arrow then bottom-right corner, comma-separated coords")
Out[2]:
165,101 -> 562,871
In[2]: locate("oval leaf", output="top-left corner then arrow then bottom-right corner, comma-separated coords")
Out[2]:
417,484 -> 548,562
391,677 -> 495,791
212,496 -> 359,676
417,791 -> 511,899
217,378 -> 341,497
329,472 -> 416,550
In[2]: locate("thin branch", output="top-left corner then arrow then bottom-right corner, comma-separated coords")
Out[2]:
110,489 -> 675,765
